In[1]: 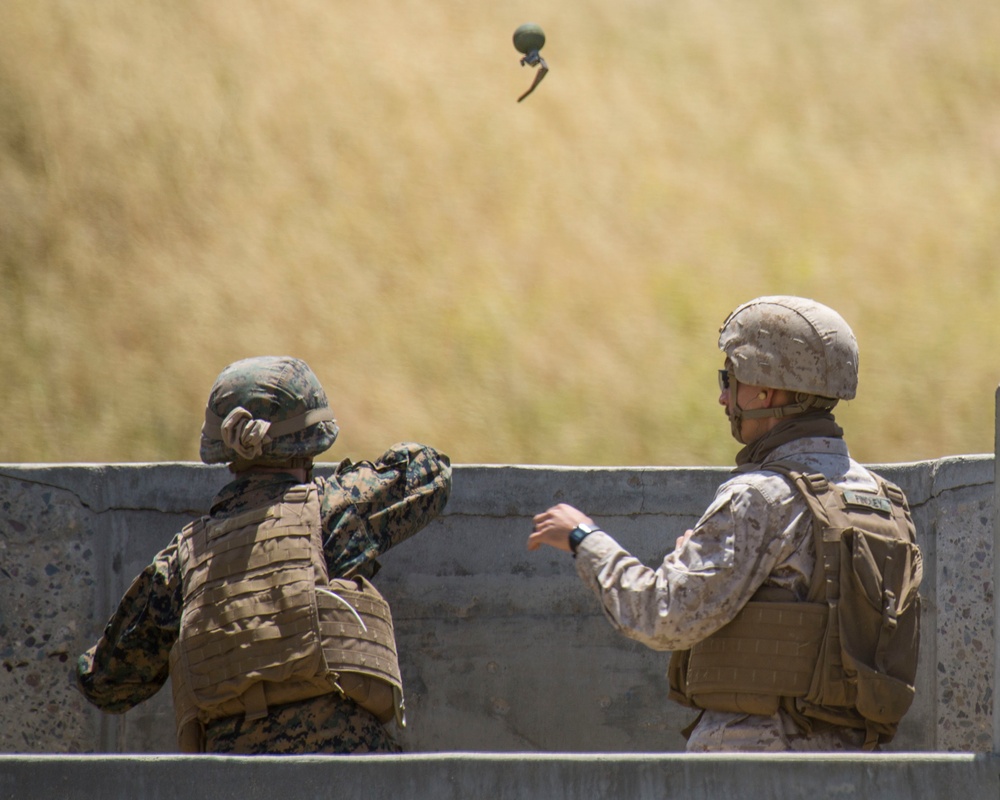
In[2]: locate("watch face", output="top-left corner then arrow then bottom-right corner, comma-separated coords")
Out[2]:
570,523 -> 598,553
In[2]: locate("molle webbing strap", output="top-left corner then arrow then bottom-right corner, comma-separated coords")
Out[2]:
317,586 -> 402,687
182,604 -> 325,694
182,619 -> 313,661
185,530 -> 310,569
878,478 -> 906,506
242,682 -> 268,721
204,503 -> 276,537
187,565 -> 315,611
182,597 -> 316,648
761,462 -> 841,604
202,407 -> 336,442
683,601 -> 827,700
187,534 -> 314,583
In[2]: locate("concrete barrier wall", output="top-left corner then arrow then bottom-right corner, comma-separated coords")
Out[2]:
0,455 -> 994,755
4,753 -> 999,800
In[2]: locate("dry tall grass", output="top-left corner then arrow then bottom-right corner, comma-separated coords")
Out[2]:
1,0 -> 998,466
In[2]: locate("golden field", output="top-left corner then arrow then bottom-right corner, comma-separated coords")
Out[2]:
1,0 -> 998,467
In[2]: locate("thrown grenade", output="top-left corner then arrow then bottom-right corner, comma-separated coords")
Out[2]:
513,23 -> 549,102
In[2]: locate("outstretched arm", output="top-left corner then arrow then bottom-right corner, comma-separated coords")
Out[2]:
320,442 -> 452,578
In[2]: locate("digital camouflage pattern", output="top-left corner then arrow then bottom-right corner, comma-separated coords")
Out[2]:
573,435 -> 878,752
200,356 -> 341,465
684,709 -> 864,752
204,690 -> 401,755
77,442 -> 451,754
718,296 -> 859,400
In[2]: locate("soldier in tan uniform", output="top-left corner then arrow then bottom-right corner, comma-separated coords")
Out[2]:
528,296 -> 921,752
77,356 -> 452,754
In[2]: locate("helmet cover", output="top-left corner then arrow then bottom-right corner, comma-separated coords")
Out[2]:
200,356 -> 339,465
718,296 -> 858,400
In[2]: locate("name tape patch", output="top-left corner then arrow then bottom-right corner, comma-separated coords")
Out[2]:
842,489 -> 892,514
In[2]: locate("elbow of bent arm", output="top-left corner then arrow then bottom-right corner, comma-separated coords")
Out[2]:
597,596 -> 684,653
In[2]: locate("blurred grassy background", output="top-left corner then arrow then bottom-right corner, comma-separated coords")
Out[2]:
1,0 -> 998,467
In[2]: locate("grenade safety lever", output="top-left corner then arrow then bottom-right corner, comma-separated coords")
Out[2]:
513,23 -> 549,102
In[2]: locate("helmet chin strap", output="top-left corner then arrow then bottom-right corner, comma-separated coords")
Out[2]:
729,375 -> 838,443
728,374 -> 751,443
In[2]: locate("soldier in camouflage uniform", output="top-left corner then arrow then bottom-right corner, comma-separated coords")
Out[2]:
77,356 -> 452,754
529,296 -> 916,752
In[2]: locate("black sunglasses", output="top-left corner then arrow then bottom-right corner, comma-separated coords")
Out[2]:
718,369 -> 731,392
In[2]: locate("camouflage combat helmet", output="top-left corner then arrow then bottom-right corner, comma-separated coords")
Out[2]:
718,296 -> 858,439
200,356 -> 339,466
719,296 -> 858,399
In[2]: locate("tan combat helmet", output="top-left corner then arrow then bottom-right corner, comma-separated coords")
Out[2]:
718,296 -> 859,438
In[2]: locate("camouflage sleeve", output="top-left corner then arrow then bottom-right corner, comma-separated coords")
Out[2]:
318,442 -> 452,579
573,479 -> 796,652
75,537 -> 183,713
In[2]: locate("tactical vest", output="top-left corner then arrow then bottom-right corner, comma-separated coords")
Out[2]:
668,460 -> 922,748
168,484 -> 405,752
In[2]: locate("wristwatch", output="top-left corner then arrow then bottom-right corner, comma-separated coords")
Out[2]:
569,522 -> 601,555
